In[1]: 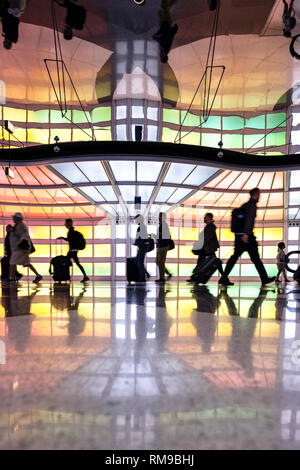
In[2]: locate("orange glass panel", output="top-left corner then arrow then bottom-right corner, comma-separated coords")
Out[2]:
63,188 -> 89,203
229,172 -> 252,190
243,172 -> 263,190
206,170 -> 231,188
29,167 -> 58,186
18,167 -> 41,186
39,166 -> 66,185
268,192 -> 283,206
258,173 -> 275,189
215,171 -> 241,189
272,172 -> 284,189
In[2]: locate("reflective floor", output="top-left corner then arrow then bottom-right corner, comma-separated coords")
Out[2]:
0,280 -> 300,450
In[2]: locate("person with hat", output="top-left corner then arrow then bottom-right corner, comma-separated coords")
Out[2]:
8,212 -> 43,283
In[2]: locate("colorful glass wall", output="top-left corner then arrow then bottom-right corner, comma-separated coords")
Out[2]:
0,103 -> 112,148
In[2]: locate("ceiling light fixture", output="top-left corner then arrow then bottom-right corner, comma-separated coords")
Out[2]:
133,0 -> 145,5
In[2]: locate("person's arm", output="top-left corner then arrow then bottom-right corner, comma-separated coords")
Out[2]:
56,236 -> 68,241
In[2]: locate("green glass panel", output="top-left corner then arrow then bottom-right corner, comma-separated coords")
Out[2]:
240,264 -> 258,276
222,134 -> 243,148
73,263 -> 93,276
201,116 -> 221,130
50,110 -> 71,123
181,112 -> 200,127
94,263 -> 111,275
178,264 -> 195,276
266,264 -> 277,276
72,109 -> 92,124
201,133 -> 221,147
222,116 -> 244,130
244,134 -> 265,149
92,106 -> 111,122
27,109 -> 49,123
266,113 -> 286,129
162,127 -> 178,142
245,115 -> 265,129
163,108 -> 180,124
266,131 -> 286,147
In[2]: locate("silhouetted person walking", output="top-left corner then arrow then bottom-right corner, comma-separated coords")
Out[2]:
57,218 -> 89,282
153,212 -> 172,283
8,213 -> 43,283
133,214 -> 148,283
152,0 -> 178,63
55,0 -> 86,40
1,224 -> 22,281
187,212 -> 224,282
219,188 -> 275,286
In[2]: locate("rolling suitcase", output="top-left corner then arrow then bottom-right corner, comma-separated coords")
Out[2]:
191,254 -> 221,284
126,257 -> 139,283
1,256 -> 9,280
49,255 -> 72,282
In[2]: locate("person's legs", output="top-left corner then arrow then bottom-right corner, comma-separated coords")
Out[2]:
27,263 -> 43,283
68,250 -> 89,280
9,264 -> 16,280
160,246 -> 168,279
136,249 -> 146,282
247,236 -> 269,282
224,237 -> 245,277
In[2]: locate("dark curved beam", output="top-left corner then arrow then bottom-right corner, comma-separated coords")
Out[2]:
0,141 -> 300,171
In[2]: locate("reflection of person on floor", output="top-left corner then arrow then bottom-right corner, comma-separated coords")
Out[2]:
134,285 -> 149,365
282,0 -> 296,37
2,284 -> 37,352
155,284 -> 172,351
152,0 -> 178,63
226,287 -> 268,378
50,284 -> 86,343
191,285 -> 220,352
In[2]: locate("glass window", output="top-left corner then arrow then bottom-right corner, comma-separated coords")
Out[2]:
155,186 -> 175,202
201,133 -> 221,147
266,113 -> 286,129
76,162 -> 109,182
290,171 -> 300,188
109,161 -> 135,181
222,116 -> 244,130
50,163 -> 88,183
116,124 -> 127,140
289,191 -> 300,205
288,226 -> 299,240
132,106 -> 144,118
137,161 -> 162,182
181,112 -> 200,127
263,227 -> 283,241
116,106 -> 127,120
245,115 -> 265,129
167,188 -> 192,204
147,125 -> 158,141
80,186 -> 105,202
119,185 -> 136,202
138,185 -> 154,201
164,163 -> 195,184
163,109 -> 180,125
91,106 -> 111,122
95,186 -> 118,201
147,107 -> 158,120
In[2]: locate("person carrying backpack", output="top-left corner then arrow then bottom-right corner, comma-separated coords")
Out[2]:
219,188 -> 275,286
56,218 -> 89,282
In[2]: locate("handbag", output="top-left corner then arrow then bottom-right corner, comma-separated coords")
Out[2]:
18,239 -> 35,253
167,239 -> 175,251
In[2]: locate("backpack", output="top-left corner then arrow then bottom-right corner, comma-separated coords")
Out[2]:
231,206 -> 245,233
73,230 -> 86,250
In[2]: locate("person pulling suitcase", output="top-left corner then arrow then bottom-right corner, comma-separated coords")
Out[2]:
187,213 -> 224,284
56,219 -> 89,283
